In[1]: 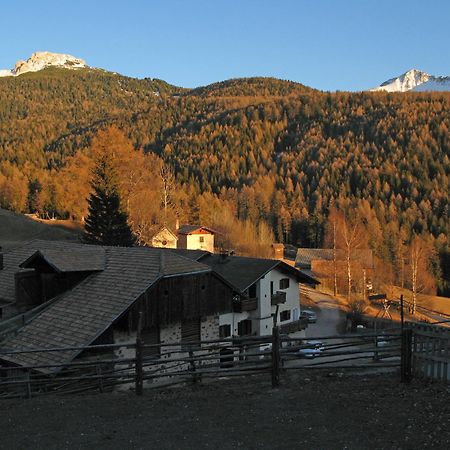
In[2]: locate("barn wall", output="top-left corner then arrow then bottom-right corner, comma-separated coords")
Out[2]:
128,272 -> 233,329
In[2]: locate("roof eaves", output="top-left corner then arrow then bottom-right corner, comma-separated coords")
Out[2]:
19,250 -> 62,273
239,260 -> 279,293
162,268 -> 212,279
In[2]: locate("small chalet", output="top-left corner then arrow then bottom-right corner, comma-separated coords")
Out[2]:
177,225 -> 215,253
151,226 -> 178,249
0,241 -> 235,373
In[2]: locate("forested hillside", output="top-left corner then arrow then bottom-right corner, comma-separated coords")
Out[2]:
0,68 -> 448,294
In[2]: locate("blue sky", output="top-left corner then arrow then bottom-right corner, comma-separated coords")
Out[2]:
1,0 -> 449,91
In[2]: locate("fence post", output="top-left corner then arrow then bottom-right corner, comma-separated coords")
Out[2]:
96,365 -> 104,393
25,370 -> 32,399
188,349 -> 198,383
135,312 -> 144,396
271,326 -> 280,388
401,328 -> 413,383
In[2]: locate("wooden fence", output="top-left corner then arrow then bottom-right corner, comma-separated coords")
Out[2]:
407,322 -> 450,383
0,328 -> 403,399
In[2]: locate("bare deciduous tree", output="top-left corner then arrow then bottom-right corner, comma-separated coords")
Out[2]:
159,164 -> 176,224
407,235 -> 435,314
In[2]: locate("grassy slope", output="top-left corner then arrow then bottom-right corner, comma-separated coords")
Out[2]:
0,208 -> 81,250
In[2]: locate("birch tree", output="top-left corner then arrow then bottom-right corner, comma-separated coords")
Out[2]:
159,164 -> 176,224
407,235 -> 435,314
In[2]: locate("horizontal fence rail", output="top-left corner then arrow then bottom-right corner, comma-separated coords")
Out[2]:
0,327 -> 406,399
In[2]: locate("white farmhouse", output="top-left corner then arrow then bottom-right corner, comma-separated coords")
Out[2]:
177,225 -> 215,253
171,251 -> 319,338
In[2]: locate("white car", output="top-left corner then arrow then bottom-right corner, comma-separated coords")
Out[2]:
304,340 -> 325,351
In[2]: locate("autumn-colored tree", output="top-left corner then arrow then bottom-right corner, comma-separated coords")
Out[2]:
407,235 -> 435,314
326,209 -> 366,302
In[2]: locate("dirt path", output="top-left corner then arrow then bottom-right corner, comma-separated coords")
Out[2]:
1,372 -> 448,450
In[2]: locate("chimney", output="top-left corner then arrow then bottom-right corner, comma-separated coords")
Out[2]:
219,249 -> 234,263
0,246 -> 3,270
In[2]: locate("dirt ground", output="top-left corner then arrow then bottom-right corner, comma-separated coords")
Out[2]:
1,371 -> 449,450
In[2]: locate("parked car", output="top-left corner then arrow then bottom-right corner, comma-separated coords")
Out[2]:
297,339 -> 324,359
298,346 -> 322,359
300,309 -> 317,323
304,340 -> 325,351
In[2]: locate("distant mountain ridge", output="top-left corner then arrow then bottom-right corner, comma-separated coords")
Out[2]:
370,69 -> 450,92
2,51 -> 450,94
0,51 -> 88,77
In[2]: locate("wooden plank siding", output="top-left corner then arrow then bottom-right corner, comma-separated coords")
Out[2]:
125,272 -> 234,331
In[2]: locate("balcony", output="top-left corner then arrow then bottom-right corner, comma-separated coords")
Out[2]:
279,318 -> 308,334
233,297 -> 258,313
271,291 -> 286,306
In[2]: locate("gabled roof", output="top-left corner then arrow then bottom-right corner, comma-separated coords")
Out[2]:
0,240 -> 99,303
180,253 -> 319,293
0,241 -> 213,373
20,248 -> 105,273
177,224 -> 215,235
152,226 -> 178,241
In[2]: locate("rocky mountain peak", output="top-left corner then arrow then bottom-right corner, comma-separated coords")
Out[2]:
370,69 -> 450,92
0,51 -> 88,77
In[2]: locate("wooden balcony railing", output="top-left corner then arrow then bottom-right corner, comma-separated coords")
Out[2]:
279,318 -> 308,334
233,297 -> 258,313
271,291 -> 286,306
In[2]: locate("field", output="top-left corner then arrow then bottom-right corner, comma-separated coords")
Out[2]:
1,371 -> 449,449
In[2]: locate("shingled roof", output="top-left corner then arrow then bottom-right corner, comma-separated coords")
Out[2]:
0,240 -> 100,303
161,248 -> 210,261
20,248 -> 105,273
0,241 -> 212,373
177,225 -> 215,235
176,253 -> 318,293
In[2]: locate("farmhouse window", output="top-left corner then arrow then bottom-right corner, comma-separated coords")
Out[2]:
199,236 -> 204,243
181,318 -> 201,349
280,310 -> 291,322
237,319 -> 252,337
248,283 -> 257,298
279,278 -> 290,290
142,326 -> 160,357
219,324 -> 231,338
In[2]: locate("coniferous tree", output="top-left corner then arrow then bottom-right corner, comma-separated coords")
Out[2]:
84,154 -> 135,246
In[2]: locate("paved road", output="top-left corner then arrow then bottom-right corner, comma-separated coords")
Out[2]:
301,287 -> 344,337
284,287 -> 400,369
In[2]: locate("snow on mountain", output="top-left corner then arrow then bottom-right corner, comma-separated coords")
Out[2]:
0,51 -> 88,77
412,77 -> 450,92
370,69 -> 450,92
